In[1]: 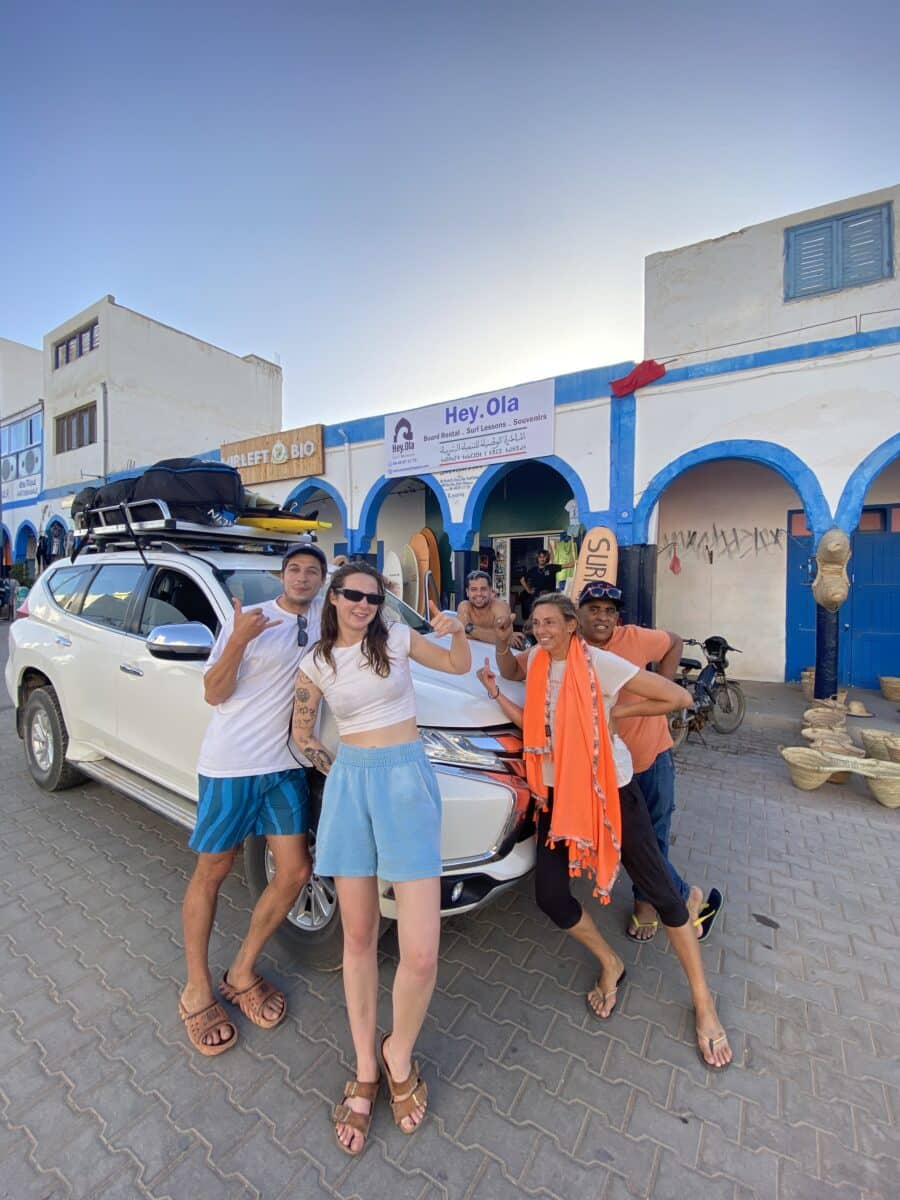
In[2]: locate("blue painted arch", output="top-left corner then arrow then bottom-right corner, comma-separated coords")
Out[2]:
633,440 -> 833,543
1,522 -> 10,563
835,432 -> 900,534
14,520 -> 38,563
283,477 -> 349,537
356,473 -> 454,553
460,455 -> 599,549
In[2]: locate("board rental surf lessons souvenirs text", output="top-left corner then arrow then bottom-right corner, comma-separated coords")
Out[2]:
385,380 -> 554,477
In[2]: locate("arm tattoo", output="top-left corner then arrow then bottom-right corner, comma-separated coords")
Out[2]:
295,686 -> 311,703
306,747 -> 334,775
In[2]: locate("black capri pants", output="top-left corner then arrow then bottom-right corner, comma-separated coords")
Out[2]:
535,779 -> 689,930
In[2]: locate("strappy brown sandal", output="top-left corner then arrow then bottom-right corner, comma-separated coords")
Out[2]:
219,972 -> 286,1030
179,998 -> 237,1056
333,1075 -> 381,1156
380,1033 -> 428,1134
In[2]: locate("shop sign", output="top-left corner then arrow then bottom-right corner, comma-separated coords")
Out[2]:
221,425 -> 324,486
1,447 -> 42,504
384,379 -> 554,478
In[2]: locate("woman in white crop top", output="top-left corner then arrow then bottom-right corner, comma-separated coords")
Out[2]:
292,561 -> 471,1156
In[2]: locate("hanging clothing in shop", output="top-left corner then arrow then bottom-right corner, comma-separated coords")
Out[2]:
553,537 -> 577,581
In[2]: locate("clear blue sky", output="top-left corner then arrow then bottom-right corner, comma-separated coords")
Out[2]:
3,0 -> 898,425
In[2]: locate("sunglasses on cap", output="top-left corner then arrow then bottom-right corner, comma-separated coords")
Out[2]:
333,586 -> 385,607
578,582 -> 623,606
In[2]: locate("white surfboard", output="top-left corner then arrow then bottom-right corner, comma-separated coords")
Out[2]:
383,549 -> 404,597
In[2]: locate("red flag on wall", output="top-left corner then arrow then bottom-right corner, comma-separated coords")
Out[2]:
610,360 -> 666,397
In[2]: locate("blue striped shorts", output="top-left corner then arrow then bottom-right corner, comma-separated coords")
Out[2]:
314,740 -> 442,882
190,769 -> 310,854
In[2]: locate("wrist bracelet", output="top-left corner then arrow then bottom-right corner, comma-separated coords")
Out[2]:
489,688 -> 501,700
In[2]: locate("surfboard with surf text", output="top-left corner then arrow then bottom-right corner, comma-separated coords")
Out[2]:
568,526 -> 619,598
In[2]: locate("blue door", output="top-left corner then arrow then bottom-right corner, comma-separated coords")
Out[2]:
845,526 -> 900,688
785,508 -> 900,687
785,522 -> 815,681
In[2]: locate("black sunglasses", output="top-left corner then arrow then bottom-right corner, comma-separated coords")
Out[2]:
296,614 -> 309,647
333,586 -> 385,607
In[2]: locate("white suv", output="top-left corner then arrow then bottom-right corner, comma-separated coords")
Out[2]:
6,531 -> 534,968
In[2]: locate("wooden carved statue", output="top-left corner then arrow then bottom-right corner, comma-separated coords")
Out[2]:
812,528 -> 851,612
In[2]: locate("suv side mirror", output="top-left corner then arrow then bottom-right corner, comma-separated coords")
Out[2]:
146,622 -> 215,661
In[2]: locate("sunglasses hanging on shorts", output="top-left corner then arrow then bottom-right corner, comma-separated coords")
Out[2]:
333,586 -> 385,607
296,614 -> 309,647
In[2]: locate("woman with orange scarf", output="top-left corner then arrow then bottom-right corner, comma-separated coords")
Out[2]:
477,594 -> 732,1070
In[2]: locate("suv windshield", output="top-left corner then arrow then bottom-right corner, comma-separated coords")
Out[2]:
218,568 -> 433,633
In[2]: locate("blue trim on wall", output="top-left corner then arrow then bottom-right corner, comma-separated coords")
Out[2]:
610,393 -> 637,544
282,477 -> 349,535
458,455 -> 599,550
644,326 -> 900,390
633,440 -> 833,543
14,520 -> 37,561
835,432 -> 900,534
0,522 -> 11,548
554,362 -> 635,406
355,473 -> 454,554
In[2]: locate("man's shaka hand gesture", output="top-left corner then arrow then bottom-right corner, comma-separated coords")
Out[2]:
231,597 -> 282,646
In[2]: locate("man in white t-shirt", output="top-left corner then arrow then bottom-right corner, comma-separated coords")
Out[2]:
178,542 -> 326,1056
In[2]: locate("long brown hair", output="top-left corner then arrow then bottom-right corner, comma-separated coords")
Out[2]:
314,560 -> 392,678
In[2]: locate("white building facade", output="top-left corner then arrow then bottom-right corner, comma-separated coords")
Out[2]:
2,296 -> 282,575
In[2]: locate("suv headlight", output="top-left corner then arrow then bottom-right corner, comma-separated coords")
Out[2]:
420,728 -> 520,772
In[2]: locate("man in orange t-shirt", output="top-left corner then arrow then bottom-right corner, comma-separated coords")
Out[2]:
577,581 -> 722,943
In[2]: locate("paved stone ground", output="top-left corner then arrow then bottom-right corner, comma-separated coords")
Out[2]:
1,622 -> 899,1199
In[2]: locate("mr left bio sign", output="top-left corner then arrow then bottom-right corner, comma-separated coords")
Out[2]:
385,379 -> 554,477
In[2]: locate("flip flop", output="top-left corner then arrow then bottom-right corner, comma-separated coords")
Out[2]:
626,914 -> 659,941
586,968 -> 627,1020
693,888 -> 723,943
696,1031 -> 732,1071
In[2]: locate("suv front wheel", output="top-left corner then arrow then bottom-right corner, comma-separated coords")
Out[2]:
23,687 -> 85,791
243,831 -> 345,971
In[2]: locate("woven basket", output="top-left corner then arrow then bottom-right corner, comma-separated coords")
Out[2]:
803,707 -> 847,729
815,741 -> 865,783
801,668 -> 815,700
879,676 -> 900,702
781,747 -> 833,790
860,728 -> 898,760
866,775 -> 900,808
887,736 -> 900,765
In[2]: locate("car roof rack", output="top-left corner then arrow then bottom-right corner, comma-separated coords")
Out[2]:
78,499 -> 312,555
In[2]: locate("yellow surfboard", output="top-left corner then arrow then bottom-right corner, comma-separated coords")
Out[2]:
569,526 -> 619,598
236,516 -> 332,533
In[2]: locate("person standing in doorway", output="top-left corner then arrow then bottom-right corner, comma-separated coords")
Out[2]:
293,562 -> 471,1155
519,548 -> 563,621
577,581 -> 722,942
179,541 -> 327,1056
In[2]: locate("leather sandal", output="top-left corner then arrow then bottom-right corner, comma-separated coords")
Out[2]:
219,972 -> 286,1030
179,998 -> 237,1056
380,1033 -> 428,1134
333,1075 -> 381,1156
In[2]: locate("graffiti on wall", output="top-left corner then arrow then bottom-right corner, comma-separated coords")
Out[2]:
660,525 -> 787,562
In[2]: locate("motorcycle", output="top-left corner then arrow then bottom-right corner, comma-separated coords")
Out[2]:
668,636 -> 746,750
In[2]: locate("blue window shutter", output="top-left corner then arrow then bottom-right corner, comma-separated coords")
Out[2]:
839,207 -> 888,287
787,222 -> 835,298
785,202 -> 893,300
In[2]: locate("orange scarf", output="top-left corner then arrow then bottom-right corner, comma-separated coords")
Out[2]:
523,635 -> 622,902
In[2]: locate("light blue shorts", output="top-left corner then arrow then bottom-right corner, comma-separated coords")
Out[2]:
190,770 -> 310,854
314,740 -> 442,882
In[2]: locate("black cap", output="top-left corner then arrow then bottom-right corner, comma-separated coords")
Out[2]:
282,540 -> 328,574
577,581 -> 623,608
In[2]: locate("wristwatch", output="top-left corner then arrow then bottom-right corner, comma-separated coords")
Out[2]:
464,622 -> 474,634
